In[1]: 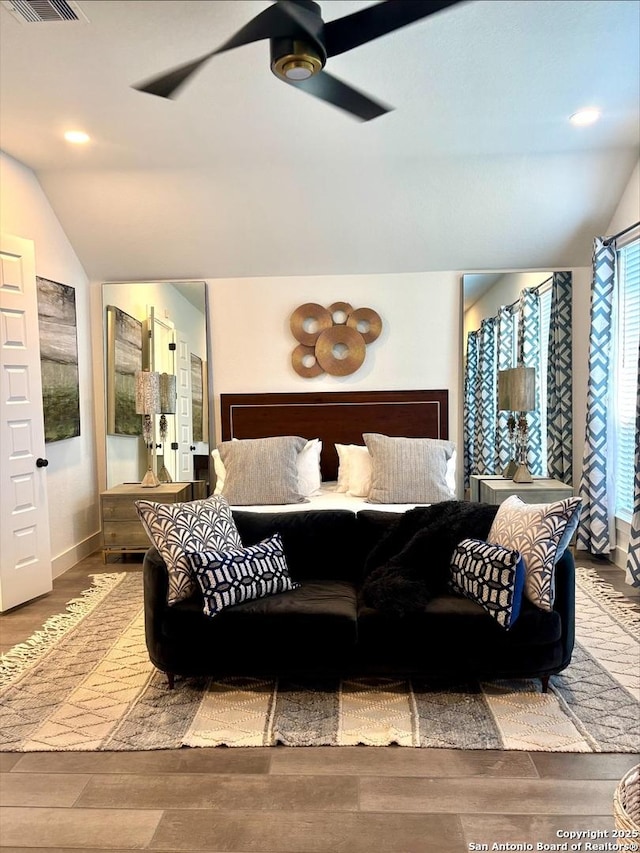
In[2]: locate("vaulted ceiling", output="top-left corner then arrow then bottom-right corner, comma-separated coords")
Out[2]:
1,0 -> 638,281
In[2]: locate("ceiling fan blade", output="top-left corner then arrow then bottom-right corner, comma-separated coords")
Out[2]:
135,54 -> 216,98
290,70 -> 391,121
135,1 -> 324,99
324,0 -> 464,57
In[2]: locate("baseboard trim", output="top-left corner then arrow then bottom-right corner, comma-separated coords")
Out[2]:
52,532 -> 102,579
613,543 -> 628,570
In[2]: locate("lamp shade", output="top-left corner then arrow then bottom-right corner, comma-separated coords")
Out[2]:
509,366 -> 536,412
159,373 -> 176,414
498,366 -> 536,412
498,370 -> 512,411
135,370 -> 160,415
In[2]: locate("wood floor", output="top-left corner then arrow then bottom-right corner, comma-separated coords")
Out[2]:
0,550 -> 638,852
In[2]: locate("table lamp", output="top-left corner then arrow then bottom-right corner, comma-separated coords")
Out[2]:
498,366 -> 536,483
135,370 -> 161,487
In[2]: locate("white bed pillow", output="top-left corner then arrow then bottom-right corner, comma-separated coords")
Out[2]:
296,438 -> 323,496
212,439 -> 322,499
335,444 -> 372,496
335,443 -> 352,493
446,449 -> 457,497
212,448 -> 226,495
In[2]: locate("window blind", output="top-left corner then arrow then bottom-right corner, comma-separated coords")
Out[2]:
539,287 -> 552,476
615,238 -> 640,521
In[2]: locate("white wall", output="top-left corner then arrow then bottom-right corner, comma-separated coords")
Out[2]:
0,151 -> 100,577
464,271 -> 553,339
607,160 -> 640,238
208,271 -> 461,448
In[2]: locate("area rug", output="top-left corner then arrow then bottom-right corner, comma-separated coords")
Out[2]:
1,568 -> 638,752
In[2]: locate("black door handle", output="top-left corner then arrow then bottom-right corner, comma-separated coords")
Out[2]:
190,445 -> 196,451
36,458 -> 49,468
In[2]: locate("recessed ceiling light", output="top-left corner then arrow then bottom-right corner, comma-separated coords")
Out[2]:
569,108 -> 601,127
64,130 -> 90,144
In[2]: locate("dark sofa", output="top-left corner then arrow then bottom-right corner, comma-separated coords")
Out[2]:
142,507 -> 575,692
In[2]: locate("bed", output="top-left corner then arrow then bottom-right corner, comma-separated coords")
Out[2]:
216,389 -> 454,512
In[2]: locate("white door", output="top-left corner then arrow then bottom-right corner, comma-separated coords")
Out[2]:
150,312 -> 177,482
0,233 -> 52,611
175,331 -> 194,482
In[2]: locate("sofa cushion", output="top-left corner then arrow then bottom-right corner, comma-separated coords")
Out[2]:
188,533 -> 300,618
357,594 -> 562,677
449,538 -> 525,630
232,509 -> 363,582
136,494 -> 242,605
487,495 -> 581,611
159,580 -> 359,676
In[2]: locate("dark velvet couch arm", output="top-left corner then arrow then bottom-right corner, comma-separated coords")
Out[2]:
551,547 -> 576,672
142,545 -> 174,672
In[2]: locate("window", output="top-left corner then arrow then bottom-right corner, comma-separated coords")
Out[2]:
538,286 -> 552,475
614,237 -> 640,522
504,284 -> 552,476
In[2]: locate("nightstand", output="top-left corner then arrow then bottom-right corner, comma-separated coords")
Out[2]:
101,482 -> 192,561
469,475 -> 574,505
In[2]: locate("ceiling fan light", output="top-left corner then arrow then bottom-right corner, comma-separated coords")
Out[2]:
64,129 -> 90,144
271,40 -> 323,82
570,107 -> 601,126
283,60 -> 314,81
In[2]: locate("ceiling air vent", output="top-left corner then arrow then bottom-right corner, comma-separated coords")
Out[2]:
2,0 -> 88,23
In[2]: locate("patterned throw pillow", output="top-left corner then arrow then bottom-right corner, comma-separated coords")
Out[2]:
218,436 -> 307,505
450,538 -> 525,630
487,495 -> 582,611
135,495 -> 242,605
187,533 -> 300,618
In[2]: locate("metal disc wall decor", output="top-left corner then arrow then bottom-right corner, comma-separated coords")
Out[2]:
315,325 -> 366,376
346,306 -> 382,344
290,302 -> 383,378
327,301 -> 353,325
291,344 -> 324,378
289,303 -> 333,346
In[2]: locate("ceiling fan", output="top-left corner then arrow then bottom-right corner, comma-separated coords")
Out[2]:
134,0 -> 464,121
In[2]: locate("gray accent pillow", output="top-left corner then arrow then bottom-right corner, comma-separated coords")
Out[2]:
218,436 -> 307,505
135,495 -> 242,605
363,433 -> 456,504
487,494 -> 582,611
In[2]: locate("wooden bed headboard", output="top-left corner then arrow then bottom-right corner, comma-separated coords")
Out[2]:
220,390 -> 449,482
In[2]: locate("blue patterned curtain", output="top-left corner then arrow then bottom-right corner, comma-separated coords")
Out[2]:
463,330 -> 478,488
495,306 -> 515,473
518,289 -> 543,475
625,338 -> 640,587
463,319 -> 497,485
474,318 -> 498,474
546,272 -> 573,484
577,238 -> 617,555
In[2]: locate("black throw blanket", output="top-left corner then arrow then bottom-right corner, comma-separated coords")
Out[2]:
360,501 -> 499,616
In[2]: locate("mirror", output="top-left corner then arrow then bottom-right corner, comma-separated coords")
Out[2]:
102,280 -> 211,494
462,270 -> 566,483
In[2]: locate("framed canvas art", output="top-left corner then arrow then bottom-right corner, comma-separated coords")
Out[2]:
36,277 -> 80,442
190,353 -> 204,443
106,305 -> 143,436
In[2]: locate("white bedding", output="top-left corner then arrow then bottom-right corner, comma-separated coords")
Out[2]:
230,482 -> 427,514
